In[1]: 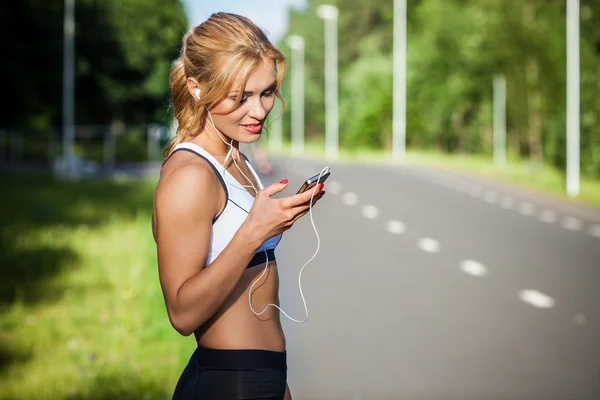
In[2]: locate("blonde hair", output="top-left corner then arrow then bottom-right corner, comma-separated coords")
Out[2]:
165,12 -> 287,158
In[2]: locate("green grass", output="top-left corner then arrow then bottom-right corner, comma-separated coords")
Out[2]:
269,138 -> 600,210
0,172 -> 192,400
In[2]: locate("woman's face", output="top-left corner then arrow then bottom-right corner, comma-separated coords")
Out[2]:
208,59 -> 277,144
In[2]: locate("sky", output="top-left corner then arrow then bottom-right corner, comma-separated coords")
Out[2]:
181,0 -> 307,44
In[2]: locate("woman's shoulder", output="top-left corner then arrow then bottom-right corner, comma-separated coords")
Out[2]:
155,154 -> 222,212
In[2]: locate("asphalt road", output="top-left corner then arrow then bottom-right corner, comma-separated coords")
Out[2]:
254,155 -> 600,400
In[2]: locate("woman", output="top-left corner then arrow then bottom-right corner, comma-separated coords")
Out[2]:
152,13 -> 325,400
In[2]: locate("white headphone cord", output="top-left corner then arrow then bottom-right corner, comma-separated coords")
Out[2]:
248,167 -> 327,323
206,106 -> 324,323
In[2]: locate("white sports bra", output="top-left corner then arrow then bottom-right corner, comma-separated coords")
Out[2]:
171,142 -> 282,268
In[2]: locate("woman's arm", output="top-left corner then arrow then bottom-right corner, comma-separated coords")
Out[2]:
155,162 -> 262,336
155,160 -> 323,336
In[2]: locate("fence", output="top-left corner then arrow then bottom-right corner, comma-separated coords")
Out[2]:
0,123 -> 173,168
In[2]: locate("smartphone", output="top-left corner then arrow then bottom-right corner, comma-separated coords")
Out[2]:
296,167 -> 331,194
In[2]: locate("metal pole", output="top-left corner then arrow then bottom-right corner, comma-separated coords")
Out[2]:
104,126 -> 116,167
493,74 -> 507,167
62,0 -> 75,166
566,0 -> 580,197
269,98 -> 283,152
393,0 -> 407,161
318,5 -> 339,161
0,130 -> 5,164
287,35 -> 305,156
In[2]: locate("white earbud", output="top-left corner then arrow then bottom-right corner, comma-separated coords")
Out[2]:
194,88 -> 201,100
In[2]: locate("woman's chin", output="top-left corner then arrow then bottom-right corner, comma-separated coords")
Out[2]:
238,131 -> 262,143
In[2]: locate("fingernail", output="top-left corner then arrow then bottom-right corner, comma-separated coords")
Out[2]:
318,183 -> 324,190
280,179 -> 288,184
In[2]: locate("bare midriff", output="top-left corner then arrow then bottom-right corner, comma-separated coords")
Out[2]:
194,260 -> 285,352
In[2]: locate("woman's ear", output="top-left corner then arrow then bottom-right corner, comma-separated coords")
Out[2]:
186,77 -> 201,100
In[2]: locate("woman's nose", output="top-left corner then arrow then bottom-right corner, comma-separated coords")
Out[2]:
248,98 -> 266,120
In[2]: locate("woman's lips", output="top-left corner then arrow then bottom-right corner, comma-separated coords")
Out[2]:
241,124 -> 262,133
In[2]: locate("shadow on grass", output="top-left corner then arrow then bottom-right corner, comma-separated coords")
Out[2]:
0,171 -> 156,307
0,171 -> 158,375
0,237 -> 78,305
0,338 -> 32,371
0,171 -> 156,229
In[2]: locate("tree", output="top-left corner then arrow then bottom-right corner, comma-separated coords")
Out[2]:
0,0 -> 188,131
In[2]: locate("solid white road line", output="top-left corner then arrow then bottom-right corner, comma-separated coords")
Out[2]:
518,290 -> 555,308
460,260 -> 488,277
418,238 -> 440,253
385,220 -> 406,235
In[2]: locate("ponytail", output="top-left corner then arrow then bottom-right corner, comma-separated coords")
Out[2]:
164,57 -> 206,159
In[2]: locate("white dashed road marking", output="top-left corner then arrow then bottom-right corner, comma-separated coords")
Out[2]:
455,183 -> 468,193
418,238 -> 440,253
385,220 -> 406,235
460,260 -> 488,277
341,192 -> 358,206
327,181 -> 342,195
468,186 -> 483,197
518,202 -> 535,216
484,190 -> 498,204
500,196 -> 516,209
361,205 -> 379,219
539,209 -> 558,223
562,216 -> 583,231
328,173 -> 595,325
518,290 -> 555,308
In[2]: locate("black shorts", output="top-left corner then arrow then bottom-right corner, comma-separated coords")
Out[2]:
172,346 -> 287,400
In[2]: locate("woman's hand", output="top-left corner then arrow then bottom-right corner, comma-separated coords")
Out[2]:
243,179 -> 325,243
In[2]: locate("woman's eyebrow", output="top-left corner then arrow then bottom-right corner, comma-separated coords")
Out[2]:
229,81 -> 277,96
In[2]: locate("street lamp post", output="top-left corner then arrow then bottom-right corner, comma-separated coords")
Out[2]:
317,4 -> 339,161
392,0 -> 407,161
493,74 -> 507,167
566,0 -> 580,197
269,98 -> 283,152
286,35 -> 305,156
63,0 -> 75,166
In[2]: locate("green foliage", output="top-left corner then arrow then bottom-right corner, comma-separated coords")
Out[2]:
339,49 -> 393,150
0,0 -> 188,130
282,0 -> 600,179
